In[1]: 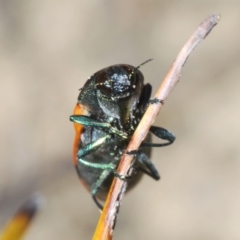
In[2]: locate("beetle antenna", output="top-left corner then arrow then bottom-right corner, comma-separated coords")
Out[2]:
136,58 -> 153,70
129,59 -> 153,79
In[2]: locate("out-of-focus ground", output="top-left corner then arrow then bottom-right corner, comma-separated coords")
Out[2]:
0,1 -> 239,239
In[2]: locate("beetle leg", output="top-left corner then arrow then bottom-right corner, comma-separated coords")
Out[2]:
77,136 -> 122,173
80,161 -> 130,210
90,167 -> 131,210
91,167 -> 131,210
78,136 -> 131,180
77,136 -> 117,171
139,83 -> 152,107
136,152 -> 160,180
70,115 -> 128,138
79,157 -> 131,181
79,158 -> 116,171
70,115 -> 111,129
141,126 -> 175,147
91,169 -> 112,210
150,125 -> 175,144
78,136 -> 108,158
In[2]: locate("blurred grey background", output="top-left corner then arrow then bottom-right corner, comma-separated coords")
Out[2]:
0,1 -> 239,239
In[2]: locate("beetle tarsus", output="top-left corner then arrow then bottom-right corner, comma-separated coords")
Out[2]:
148,98 -> 164,105
113,171 -> 132,181
137,152 -> 160,180
92,195 -> 103,210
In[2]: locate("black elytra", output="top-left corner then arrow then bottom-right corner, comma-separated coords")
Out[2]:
70,60 -> 175,210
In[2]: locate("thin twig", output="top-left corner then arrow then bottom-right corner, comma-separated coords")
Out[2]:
93,13 -> 220,240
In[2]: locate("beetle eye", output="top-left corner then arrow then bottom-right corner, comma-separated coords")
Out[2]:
95,65 -> 136,98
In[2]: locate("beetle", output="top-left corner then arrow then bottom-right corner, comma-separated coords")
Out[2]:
70,60 -> 175,209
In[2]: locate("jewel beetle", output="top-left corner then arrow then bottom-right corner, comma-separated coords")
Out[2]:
70,60 -> 175,209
